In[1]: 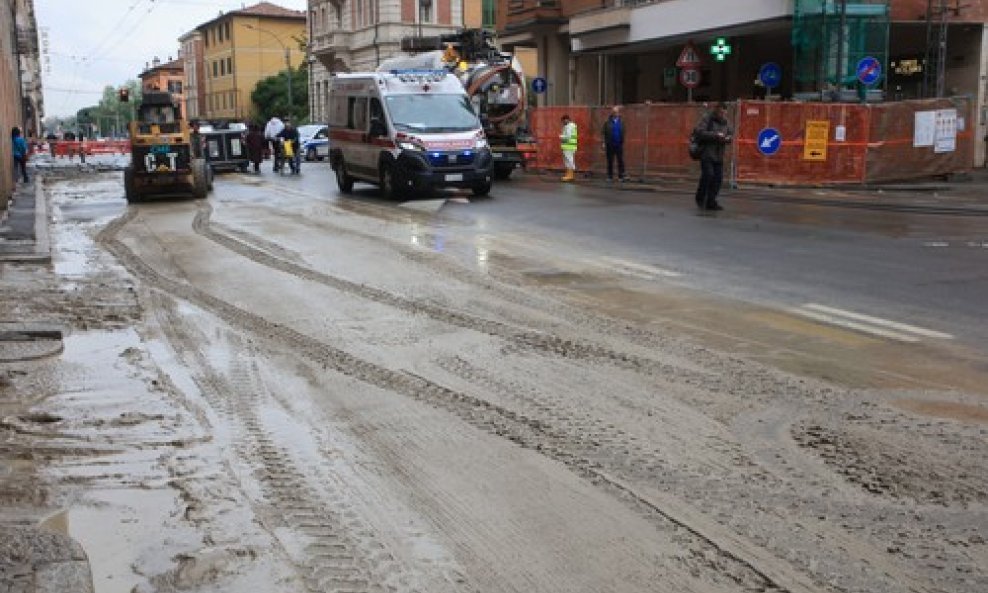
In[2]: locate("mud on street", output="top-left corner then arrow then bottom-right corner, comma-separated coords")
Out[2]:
1,166 -> 987,593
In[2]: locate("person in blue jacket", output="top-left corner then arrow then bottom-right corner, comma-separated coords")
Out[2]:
602,105 -> 627,182
11,127 -> 29,183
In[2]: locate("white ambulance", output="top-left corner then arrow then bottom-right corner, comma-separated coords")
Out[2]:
328,70 -> 494,199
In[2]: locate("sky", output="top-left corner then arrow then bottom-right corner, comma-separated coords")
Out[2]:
36,0 -> 307,118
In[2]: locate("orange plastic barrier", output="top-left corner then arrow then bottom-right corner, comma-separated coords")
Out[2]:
734,101 -> 869,185
50,140 -> 131,157
530,98 -> 973,186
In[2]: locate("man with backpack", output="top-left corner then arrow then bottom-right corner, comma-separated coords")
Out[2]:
691,102 -> 732,211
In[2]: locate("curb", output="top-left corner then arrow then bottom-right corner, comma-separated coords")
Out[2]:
0,177 -> 51,264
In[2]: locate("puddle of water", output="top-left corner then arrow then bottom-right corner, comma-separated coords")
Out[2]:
42,488 -> 186,593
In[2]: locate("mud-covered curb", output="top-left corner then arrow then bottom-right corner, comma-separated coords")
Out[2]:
0,525 -> 94,593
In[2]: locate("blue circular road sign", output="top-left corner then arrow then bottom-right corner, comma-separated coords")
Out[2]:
757,128 -> 782,156
531,77 -> 548,94
856,57 -> 882,86
758,62 -> 782,89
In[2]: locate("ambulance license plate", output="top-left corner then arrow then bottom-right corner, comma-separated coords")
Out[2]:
445,173 -> 463,182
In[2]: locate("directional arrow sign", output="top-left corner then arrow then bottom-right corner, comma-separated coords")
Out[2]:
757,128 -> 781,156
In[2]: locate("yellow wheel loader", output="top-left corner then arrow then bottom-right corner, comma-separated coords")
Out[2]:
123,91 -> 211,202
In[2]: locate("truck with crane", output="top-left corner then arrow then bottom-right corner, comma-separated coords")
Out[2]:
379,28 -> 533,180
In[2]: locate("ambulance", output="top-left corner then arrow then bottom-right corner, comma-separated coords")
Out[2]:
328,70 -> 494,199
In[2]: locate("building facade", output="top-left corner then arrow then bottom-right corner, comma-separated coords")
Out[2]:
139,56 -> 185,111
179,30 -> 206,120
192,2 -> 306,122
2,0 -> 42,202
307,0 -> 486,123
498,0 -> 988,167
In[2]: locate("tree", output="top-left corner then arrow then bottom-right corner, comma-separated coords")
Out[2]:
251,64 -> 308,123
72,80 -> 142,138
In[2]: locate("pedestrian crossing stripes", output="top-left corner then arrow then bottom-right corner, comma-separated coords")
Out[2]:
791,303 -> 953,342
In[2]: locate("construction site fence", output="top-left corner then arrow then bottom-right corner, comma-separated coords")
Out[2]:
32,140 -> 132,158
529,97 -> 974,186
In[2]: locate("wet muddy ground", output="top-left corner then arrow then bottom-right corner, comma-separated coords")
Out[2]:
1,167 -> 986,593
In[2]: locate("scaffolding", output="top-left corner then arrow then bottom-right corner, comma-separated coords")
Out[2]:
792,0 -> 890,99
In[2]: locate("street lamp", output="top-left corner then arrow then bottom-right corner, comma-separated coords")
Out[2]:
244,23 -> 292,112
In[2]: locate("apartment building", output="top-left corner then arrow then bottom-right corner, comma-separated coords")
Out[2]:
307,0 -> 491,123
498,0 -> 988,165
139,56 -> 185,111
179,30 -> 206,120
190,2 -> 306,121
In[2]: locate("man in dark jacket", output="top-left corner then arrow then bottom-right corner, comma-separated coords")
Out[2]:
693,102 -> 733,211
602,105 -> 626,181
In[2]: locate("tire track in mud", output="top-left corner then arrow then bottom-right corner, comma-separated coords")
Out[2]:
99,209 -> 823,593
203,197 -> 841,416
148,290 -> 405,593
432,356 -> 947,593
191,203 -> 734,392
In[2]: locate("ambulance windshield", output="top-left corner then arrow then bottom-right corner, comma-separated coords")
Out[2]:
385,94 -> 479,133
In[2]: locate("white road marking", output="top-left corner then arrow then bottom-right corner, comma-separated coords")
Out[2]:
791,308 -> 920,342
803,303 -> 954,340
923,241 -> 949,248
595,256 -> 682,278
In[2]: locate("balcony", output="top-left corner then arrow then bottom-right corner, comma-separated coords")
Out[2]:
570,7 -> 631,37
504,0 -> 565,31
311,30 -> 351,54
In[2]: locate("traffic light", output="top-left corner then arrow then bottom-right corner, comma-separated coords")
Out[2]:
118,87 -> 130,102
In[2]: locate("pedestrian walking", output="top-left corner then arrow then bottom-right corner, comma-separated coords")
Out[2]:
277,119 -> 301,175
11,127 -> 29,183
245,123 -> 266,173
559,114 -> 578,182
264,115 -> 285,172
692,102 -> 733,211
602,105 -> 626,181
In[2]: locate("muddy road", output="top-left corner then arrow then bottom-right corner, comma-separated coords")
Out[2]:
2,167 -> 987,593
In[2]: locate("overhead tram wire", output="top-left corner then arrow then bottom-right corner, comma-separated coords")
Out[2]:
88,0 -> 164,65
51,0 -> 152,113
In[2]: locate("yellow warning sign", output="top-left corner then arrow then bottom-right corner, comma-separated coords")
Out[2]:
803,120 -> 829,161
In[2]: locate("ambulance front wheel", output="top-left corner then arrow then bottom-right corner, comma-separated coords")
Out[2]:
379,163 -> 403,200
472,179 -> 492,198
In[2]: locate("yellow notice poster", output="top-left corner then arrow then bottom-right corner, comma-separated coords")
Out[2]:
804,120 -> 830,161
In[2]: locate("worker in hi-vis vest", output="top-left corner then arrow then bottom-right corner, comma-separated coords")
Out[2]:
559,114 -> 578,182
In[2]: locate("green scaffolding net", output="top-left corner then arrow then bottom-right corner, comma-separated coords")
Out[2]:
792,0 -> 890,95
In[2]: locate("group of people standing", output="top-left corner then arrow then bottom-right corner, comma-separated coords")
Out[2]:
240,115 -> 302,175
558,102 -> 733,211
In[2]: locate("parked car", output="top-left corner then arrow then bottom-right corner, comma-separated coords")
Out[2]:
298,123 -> 326,145
301,125 -> 329,161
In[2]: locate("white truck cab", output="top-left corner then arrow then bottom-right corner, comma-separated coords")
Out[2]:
328,70 -> 494,199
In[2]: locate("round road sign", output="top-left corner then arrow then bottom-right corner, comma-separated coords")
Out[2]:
679,67 -> 701,89
758,62 -> 782,89
531,77 -> 547,94
856,57 -> 882,86
757,128 -> 782,156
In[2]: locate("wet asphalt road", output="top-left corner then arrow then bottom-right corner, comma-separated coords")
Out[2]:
261,160 -> 988,354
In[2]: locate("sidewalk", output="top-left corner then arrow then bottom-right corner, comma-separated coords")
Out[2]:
530,168 -> 988,215
0,174 -> 50,263
1,167 -> 92,593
